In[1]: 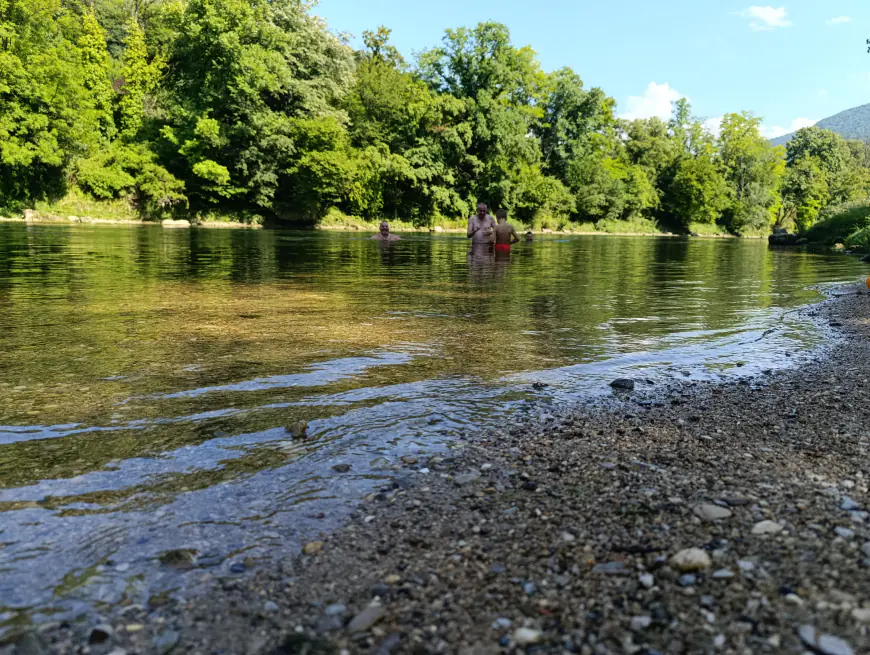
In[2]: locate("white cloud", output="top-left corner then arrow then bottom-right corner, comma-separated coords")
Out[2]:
619,82 -> 684,121
702,116 -> 723,139
762,117 -> 818,139
738,6 -> 792,31
827,15 -> 852,24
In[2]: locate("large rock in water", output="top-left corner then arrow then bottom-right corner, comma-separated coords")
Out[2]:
609,378 -> 635,391
768,230 -> 802,246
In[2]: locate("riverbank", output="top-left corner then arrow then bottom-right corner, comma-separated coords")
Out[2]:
20,284 -> 870,654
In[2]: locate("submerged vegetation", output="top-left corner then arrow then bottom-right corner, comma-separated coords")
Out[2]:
3,0 -> 870,233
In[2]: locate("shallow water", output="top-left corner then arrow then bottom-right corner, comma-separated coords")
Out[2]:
0,224 -> 865,631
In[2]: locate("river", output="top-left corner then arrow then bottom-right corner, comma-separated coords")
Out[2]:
0,223 -> 865,633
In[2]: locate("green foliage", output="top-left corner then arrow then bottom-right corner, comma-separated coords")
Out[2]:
79,9 -> 115,139
845,224 -> 870,250
806,200 -> 870,244
118,17 -> 164,138
717,113 -> 785,234
4,0 -> 869,232
75,141 -> 185,213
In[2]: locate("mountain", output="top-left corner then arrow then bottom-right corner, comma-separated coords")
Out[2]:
770,103 -> 870,147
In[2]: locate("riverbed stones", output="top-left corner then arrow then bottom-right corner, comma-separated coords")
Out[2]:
751,520 -> 783,535
332,464 -> 351,473
454,470 -> 481,485
609,378 -> 635,391
693,503 -> 732,521
841,496 -> 860,511
670,548 -> 712,572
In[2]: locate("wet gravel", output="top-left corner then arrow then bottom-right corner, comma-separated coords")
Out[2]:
12,286 -> 870,654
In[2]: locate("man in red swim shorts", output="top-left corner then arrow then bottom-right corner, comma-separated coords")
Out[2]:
493,209 -> 520,253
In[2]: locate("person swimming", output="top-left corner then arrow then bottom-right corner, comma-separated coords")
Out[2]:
493,209 -> 519,253
371,221 -> 401,241
525,231 -> 534,242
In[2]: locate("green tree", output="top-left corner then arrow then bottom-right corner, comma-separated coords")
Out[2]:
717,112 -> 785,233
781,155 -> 829,232
79,8 -> 115,139
160,0 -> 353,213
0,0 -> 100,210
118,16 -> 164,138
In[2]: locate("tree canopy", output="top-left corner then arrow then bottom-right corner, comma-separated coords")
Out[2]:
2,1 -> 870,233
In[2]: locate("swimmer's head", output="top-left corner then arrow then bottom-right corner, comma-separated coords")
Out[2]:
496,209 -> 507,223
476,203 -> 488,218
379,221 -> 390,235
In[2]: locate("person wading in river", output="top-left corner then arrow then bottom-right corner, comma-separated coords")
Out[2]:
467,203 -> 496,245
371,221 -> 401,241
493,209 -> 520,254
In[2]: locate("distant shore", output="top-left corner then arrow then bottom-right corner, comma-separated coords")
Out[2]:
27,284 -> 870,654
0,214 -> 755,238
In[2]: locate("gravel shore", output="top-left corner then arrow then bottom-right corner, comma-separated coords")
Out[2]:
16,285 -> 870,655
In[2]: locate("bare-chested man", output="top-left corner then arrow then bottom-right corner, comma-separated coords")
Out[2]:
467,203 -> 496,244
371,221 -> 401,241
492,209 -> 519,253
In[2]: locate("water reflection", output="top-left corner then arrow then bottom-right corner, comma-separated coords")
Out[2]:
0,224 -> 865,633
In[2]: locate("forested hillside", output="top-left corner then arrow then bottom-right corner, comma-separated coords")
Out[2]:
771,104 -> 870,148
3,0 -> 870,234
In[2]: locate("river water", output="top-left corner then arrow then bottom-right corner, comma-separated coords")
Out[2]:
0,224 -> 865,632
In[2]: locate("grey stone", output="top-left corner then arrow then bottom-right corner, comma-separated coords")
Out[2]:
841,496 -> 860,511
15,632 -> 45,655
325,603 -> 347,616
348,605 -> 386,632
693,503 -> 732,521
630,616 -> 652,631
678,573 -> 697,586
491,618 -> 512,629
153,630 -> 180,654
332,464 -> 351,473
862,542 -> 870,558
316,614 -> 344,633
751,520 -> 783,535
454,470 -> 481,485
522,582 -> 537,595
639,573 -> 655,588
798,625 -> 854,655
712,569 -> 735,580
609,378 -> 635,391
263,601 -> 279,613
89,625 -> 114,644
513,628 -> 542,645
835,527 -> 855,539
592,561 -> 627,575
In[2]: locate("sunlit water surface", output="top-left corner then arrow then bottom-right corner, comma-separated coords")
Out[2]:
0,224 -> 865,632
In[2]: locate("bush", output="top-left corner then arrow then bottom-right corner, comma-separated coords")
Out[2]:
74,143 -> 186,216
805,199 -> 870,244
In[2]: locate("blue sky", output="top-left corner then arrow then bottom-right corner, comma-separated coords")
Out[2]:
313,1 -> 869,138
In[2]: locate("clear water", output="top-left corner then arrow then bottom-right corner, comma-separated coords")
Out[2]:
0,224 -> 865,632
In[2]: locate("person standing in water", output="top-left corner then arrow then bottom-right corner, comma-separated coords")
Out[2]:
467,203 -> 496,244
371,221 -> 401,241
493,209 -> 520,253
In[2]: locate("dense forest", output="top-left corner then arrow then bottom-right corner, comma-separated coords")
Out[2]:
3,0 -> 870,234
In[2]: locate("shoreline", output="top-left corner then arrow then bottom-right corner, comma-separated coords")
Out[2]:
23,284 -> 870,654
0,216 -> 756,239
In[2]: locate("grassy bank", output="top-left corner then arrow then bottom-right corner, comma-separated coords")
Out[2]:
805,200 -> 870,246
316,208 -> 673,236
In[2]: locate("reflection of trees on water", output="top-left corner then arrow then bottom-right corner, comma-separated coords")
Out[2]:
0,225 -> 864,495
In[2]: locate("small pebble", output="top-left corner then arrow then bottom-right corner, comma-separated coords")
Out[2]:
513,628 -> 542,645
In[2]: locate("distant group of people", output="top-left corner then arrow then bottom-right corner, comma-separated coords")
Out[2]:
371,203 -> 533,249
